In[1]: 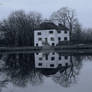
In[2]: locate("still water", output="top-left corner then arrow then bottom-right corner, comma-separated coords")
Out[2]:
0,52 -> 92,92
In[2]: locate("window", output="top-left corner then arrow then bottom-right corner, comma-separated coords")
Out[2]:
36,43 -> 38,46
65,63 -> 68,66
52,52 -> 55,55
50,64 -> 54,67
52,43 -> 55,46
38,32 -> 41,35
51,57 -> 55,61
45,38 -> 47,41
38,38 -> 42,41
45,54 -> 48,60
59,56 -> 61,60
58,31 -> 61,33
49,31 -> 53,34
64,31 -> 67,34
58,37 -> 61,41
38,63 -> 42,66
65,56 -> 68,60
51,37 -> 54,41
36,53 -> 39,55
39,57 -> 42,60
64,37 -> 67,41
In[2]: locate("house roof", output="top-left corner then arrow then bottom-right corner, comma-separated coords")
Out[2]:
39,68 -> 58,76
36,22 -> 58,30
58,24 -> 69,30
35,22 -> 69,31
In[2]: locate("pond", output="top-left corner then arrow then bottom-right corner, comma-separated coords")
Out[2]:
0,52 -> 92,92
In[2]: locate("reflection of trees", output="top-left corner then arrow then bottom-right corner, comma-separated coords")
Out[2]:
4,54 -> 43,87
52,56 -> 83,87
0,69 -> 9,92
29,71 -> 44,86
82,56 -> 92,61
0,80 -> 8,92
0,54 -> 91,88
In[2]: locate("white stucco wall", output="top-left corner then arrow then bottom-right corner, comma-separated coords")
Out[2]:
35,52 -> 71,68
34,29 -> 70,46
34,29 -> 58,46
57,30 -> 70,41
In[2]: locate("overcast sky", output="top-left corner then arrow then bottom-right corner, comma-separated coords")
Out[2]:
0,0 -> 92,28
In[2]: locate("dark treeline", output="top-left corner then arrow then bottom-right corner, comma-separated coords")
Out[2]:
72,28 -> 92,44
0,10 -> 42,47
0,7 -> 92,47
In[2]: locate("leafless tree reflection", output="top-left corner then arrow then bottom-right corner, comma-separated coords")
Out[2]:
52,56 -> 83,87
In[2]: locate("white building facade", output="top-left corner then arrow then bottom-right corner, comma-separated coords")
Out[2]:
34,22 -> 70,47
34,22 -> 70,69
35,52 -> 71,68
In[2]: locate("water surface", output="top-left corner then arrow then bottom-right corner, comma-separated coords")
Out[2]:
0,52 -> 92,92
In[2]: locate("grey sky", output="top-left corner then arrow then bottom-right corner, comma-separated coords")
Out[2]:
0,0 -> 92,28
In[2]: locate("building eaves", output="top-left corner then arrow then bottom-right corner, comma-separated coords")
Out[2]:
34,22 -> 69,31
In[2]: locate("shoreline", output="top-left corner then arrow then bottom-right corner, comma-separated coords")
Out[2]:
0,45 -> 92,55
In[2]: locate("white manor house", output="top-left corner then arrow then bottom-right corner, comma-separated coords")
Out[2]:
34,22 -> 70,69
34,22 -> 70,47
35,52 -> 71,68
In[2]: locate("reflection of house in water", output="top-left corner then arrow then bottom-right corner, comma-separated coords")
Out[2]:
35,52 -> 71,69
34,21 -> 69,47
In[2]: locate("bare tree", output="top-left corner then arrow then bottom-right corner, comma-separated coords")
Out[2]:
28,11 -> 42,30
50,7 -> 79,42
52,56 -> 83,87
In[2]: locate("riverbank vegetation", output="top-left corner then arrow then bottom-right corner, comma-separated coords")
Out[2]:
0,7 -> 92,47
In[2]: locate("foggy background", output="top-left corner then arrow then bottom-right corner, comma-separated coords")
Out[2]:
0,0 -> 92,28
